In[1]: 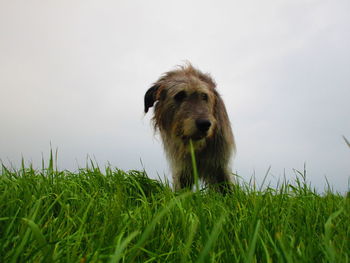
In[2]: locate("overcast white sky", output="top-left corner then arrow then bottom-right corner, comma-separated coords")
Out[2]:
1,0 -> 349,193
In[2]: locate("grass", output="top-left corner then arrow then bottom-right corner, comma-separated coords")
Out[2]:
0,153 -> 349,262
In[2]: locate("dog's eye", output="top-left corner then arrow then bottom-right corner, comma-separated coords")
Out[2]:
201,93 -> 208,101
174,91 -> 186,102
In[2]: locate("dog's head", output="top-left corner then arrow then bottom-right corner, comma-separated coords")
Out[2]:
144,64 -> 218,142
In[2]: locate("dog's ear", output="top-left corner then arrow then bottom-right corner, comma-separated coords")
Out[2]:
144,84 -> 160,113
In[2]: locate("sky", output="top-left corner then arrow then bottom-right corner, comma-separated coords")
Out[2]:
0,0 -> 349,193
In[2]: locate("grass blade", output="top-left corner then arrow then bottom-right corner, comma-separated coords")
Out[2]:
22,218 -> 53,262
196,213 -> 226,263
109,231 -> 139,263
246,220 -> 261,263
189,139 -> 200,192
342,136 -> 350,148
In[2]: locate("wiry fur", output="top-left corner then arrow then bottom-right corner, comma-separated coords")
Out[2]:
144,64 -> 236,192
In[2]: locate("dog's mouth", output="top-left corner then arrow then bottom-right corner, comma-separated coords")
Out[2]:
192,132 -> 208,141
182,131 -> 208,141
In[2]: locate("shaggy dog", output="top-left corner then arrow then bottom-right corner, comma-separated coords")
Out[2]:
144,64 -> 235,192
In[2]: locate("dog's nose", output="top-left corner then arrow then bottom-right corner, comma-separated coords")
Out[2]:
196,119 -> 211,132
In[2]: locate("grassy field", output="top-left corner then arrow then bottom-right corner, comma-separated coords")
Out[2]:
0,156 -> 349,262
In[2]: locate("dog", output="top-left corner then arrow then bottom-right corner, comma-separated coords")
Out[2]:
144,63 -> 235,192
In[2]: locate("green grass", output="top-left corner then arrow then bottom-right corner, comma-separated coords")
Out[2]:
0,156 -> 349,262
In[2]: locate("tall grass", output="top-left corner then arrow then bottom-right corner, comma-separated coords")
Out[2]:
0,155 -> 349,262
